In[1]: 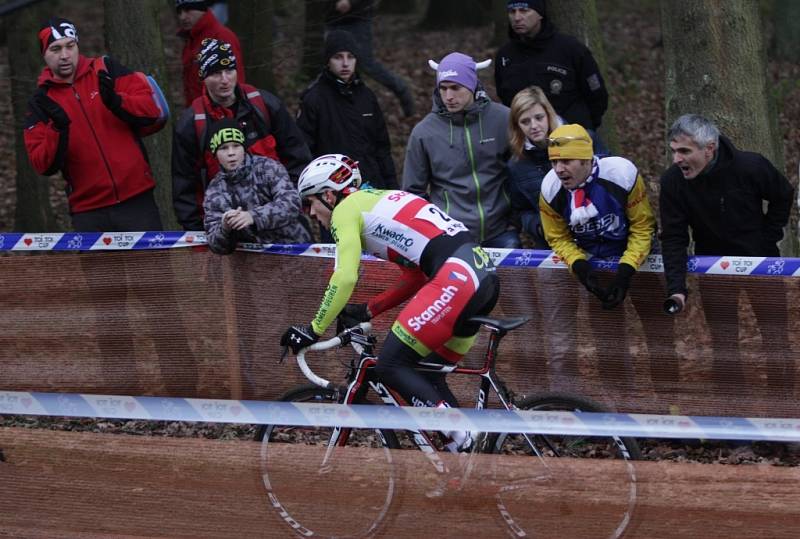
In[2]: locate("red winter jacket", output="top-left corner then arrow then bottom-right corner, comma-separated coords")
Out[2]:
179,10 -> 245,106
24,55 -> 161,214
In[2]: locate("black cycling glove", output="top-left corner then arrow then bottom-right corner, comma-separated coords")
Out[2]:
602,263 -> 636,310
337,303 -> 371,331
571,259 -> 606,301
280,324 -> 318,354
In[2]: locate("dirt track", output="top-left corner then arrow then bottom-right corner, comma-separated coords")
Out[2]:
1,427 -> 799,538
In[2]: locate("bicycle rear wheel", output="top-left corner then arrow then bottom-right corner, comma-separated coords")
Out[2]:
488,393 -> 639,539
258,385 -> 400,538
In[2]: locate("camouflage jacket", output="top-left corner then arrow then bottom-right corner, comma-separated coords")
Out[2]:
203,154 -> 310,254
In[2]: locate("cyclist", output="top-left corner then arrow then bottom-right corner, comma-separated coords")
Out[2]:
280,153 -> 500,452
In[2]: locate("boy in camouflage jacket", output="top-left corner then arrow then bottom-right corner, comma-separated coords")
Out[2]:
203,119 -> 310,253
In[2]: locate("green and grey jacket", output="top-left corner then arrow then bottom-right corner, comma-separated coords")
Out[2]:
401,89 -> 513,243
203,154 -> 310,254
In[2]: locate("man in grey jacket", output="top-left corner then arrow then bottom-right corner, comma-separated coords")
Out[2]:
402,52 -> 520,248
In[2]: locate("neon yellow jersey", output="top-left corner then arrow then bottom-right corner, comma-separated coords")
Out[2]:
310,189 -> 469,335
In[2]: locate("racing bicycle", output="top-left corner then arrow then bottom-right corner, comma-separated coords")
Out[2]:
257,316 -> 640,538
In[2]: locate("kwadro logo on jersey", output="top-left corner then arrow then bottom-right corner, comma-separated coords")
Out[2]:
408,286 -> 458,331
374,223 -> 415,248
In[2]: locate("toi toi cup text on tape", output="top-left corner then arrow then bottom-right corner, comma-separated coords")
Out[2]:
1,231 -> 800,276
2,390 -> 800,442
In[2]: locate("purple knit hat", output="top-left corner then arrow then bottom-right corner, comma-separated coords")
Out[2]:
434,52 -> 478,92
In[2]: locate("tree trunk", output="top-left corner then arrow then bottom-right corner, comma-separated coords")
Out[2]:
772,0 -> 800,62
9,2 -> 57,232
300,0 -> 326,84
420,0 -> 488,29
548,0 -> 618,154
661,0 -> 796,255
491,0 -> 508,46
229,0 -> 275,91
104,0 -> 178,229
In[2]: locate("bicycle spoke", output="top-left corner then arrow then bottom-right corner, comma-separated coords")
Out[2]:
490,394 -> 640,539
259,386 -> 399,538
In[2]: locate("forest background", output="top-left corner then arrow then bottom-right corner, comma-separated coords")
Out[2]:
0,0 -> 798,254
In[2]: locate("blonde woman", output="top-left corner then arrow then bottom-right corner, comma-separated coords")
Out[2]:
507,86 -> 560,249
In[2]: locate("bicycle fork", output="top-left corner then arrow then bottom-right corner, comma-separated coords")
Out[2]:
368,379 -> 449,474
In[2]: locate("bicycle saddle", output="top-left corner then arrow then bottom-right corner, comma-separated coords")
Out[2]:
468,315 -> 531,333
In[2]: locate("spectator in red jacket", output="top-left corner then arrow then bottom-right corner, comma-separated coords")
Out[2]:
176,0 -> 244,106
24,17 -> 164,231
23,18 -> 198,397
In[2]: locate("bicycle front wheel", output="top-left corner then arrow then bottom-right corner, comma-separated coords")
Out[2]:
258,385 -> 400,538
489,393 -> 639,539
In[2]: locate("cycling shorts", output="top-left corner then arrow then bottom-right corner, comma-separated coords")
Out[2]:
391,243 -> 496,362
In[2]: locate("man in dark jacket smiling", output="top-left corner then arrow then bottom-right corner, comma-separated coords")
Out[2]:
660,113 -> 794,397
296,30 -> 397,189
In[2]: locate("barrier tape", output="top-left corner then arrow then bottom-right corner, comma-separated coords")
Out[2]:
1,391 -> 799,442
1,231 -> 799,277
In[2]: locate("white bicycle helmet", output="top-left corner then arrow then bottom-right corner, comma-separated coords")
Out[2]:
298,154 -> 362,198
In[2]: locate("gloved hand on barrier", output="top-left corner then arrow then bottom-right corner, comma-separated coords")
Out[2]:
571,258 -> 607,301
602,263 -> 636,310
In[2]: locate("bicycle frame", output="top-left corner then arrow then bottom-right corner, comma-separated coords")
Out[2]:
295,321 -> 543,466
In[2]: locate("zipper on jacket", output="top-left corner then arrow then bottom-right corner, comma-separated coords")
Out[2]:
74,87 -> 120,203
464,123 -> 486,242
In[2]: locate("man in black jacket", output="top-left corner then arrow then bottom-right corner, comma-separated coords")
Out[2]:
172,39 -> 311,231
660,114 -> 794,397
325,0 -> 414,117
296,30 -> 397,190
494,1 -> 608,138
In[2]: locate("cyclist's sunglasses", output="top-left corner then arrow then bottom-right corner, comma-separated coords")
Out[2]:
547,135 -> 591,147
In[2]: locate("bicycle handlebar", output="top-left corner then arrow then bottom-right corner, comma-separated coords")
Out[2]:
295,322 -> 372,389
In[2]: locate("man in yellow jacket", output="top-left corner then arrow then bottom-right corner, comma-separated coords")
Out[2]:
539,124 -> 660,393
540,124 -> 655,308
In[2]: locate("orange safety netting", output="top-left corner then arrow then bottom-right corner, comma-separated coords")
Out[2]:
2,249 -> 800,538
1,248 -> 797,416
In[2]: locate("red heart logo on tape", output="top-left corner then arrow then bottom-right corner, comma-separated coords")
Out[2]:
21,397 -> 32,407
313,247 -> 321,253
125,402 -> 136,411
23,238 -> 32,246
720,261 -> 730,270
186,235 -> 194,243
102,237 -> 112,245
